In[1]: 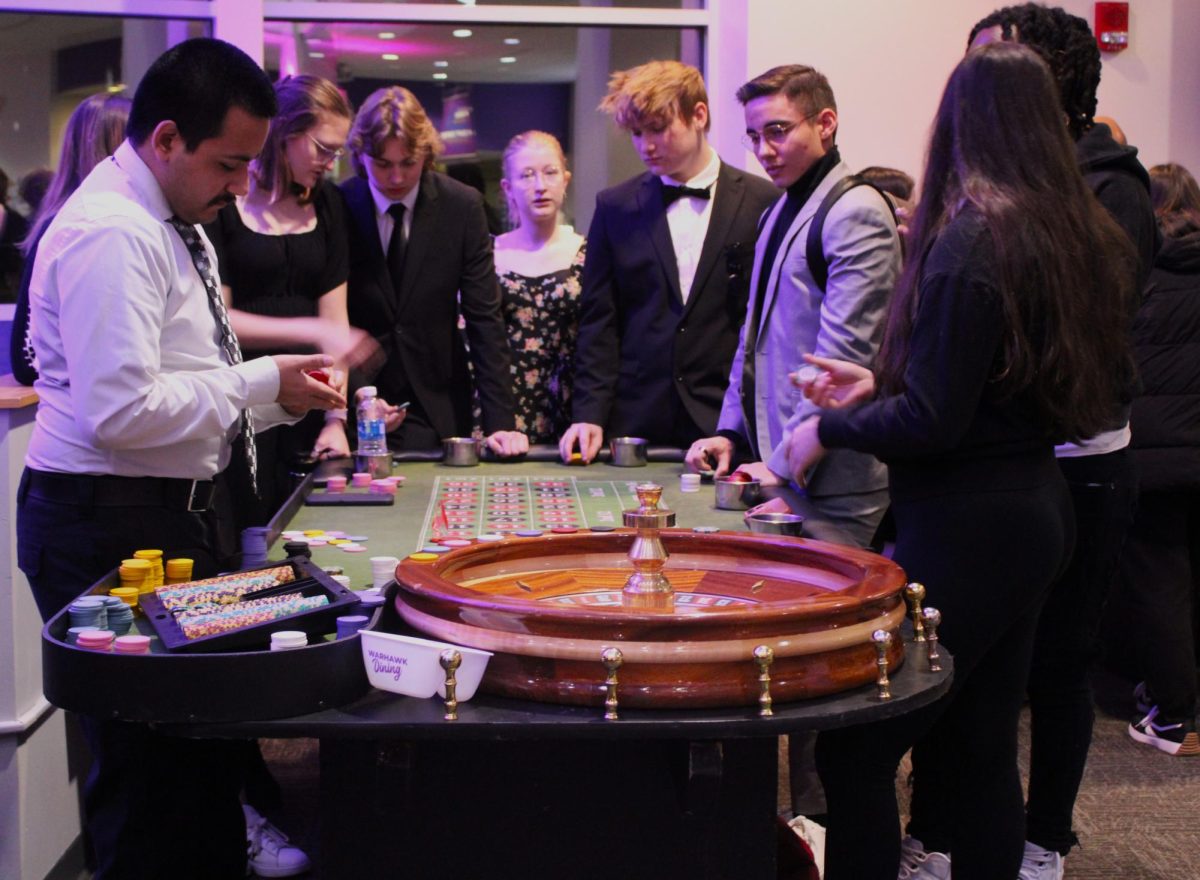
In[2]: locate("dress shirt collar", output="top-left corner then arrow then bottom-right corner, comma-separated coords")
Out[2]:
660,146 -> 720,190
368,176 -> 421,218
112,139 -> 174,222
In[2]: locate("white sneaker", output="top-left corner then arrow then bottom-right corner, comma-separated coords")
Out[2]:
1018,840 -> 1064,880
787,814 -> 826,878
244,804 -> 311,878
898,835 -> 951,880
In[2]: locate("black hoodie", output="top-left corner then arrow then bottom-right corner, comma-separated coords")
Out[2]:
1128,228 -> 1200,491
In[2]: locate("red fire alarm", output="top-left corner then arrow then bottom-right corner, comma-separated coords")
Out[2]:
1095,2 -> 1129,53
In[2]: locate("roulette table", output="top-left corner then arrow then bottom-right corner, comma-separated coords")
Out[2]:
44,448 -> 952,879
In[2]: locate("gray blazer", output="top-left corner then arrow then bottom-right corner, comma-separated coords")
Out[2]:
717,160 -> 899,497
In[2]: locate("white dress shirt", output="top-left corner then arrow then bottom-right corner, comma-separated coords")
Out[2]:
369,178 -> 421,254
661,147 -> 720,304
25,140 -> 293,480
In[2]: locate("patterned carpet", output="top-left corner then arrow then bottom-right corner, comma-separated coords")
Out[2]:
259,673 -> 1200,879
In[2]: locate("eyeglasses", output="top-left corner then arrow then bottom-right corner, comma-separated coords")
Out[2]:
307,133 -> 346,162
740,112 -> 820,150
514,166 -> 564,186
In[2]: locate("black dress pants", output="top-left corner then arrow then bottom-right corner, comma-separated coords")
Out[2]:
816,466 -> 1073,880
16,469 -> 248,880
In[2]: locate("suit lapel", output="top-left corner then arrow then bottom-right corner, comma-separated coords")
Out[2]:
637,175 -> 683,306
683,162 -> 741,319
745,196 -> 786,351
396,172 -> 438,315
759,161 -> 849,333
345,178 -> 396,324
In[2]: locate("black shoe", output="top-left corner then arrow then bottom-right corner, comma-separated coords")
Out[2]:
1128,706 -> 1200,756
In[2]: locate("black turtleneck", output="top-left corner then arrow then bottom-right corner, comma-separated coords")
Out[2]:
738,146 -> 840,456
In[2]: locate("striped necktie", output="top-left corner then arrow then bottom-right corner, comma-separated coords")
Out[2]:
168,216 -> 258,495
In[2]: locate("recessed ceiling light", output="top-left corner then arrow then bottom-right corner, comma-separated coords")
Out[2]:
308,51 -> 325,59
452,29 -> 473,38
382,53 -> 400,61
500,56 -> 517,64
504,38 -> 521,46
434,60 -> 449,68
433,73 -> 448,81
378,32 -> 396,39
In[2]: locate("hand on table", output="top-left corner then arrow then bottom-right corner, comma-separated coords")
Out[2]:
685,436 -> 735,477
312,420 -> 351,460
558,422 -> 604,464
486,430 -> 530,458
732,461 -> 785,487
792,354 -> 876,410
784,417 -> 826,488
274,354 -> 346,416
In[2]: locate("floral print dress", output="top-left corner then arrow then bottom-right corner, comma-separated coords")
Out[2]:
496,240 -> 586,443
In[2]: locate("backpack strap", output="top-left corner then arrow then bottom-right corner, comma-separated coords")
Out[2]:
805,175 -> 898,293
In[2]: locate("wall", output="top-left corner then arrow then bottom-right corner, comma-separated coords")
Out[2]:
744,0 -> 1199,187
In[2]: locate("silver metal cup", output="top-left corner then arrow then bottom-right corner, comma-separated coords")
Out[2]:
609,436 -> 648,467
714,476 -> 762,510
746,511 -> 805,537
443,437 -> 480,467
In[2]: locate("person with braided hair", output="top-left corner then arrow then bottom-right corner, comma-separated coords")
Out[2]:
894,7 -> 1156,880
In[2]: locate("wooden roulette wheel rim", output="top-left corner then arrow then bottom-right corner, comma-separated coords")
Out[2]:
393,529 -> 908,708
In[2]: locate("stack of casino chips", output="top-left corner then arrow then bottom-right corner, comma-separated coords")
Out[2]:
133,549 -> 165,587
68,596 -> 108,630
119,558 -> 154,595
164,558 -> 194,585
101,595 -> 134,636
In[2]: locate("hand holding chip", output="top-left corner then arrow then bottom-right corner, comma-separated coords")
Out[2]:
559,422 -> 604,464
685,435 -> 734,477
275,354 -> 346,416
791,354 -> 876,410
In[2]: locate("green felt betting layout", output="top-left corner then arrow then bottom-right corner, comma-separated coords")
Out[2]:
421,475 -> 649,545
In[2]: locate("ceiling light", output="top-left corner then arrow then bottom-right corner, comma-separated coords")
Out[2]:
434,60 -> 449,68
433,73 -> 448,81
504,38 -> 521,45
378,32 -> 396,39
500,56 -> 517,64
308,51 -> 325,59
382,53 -> 400,61
452,29 -> 473,38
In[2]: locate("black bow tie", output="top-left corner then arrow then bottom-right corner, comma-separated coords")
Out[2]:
661,183 -> 712,206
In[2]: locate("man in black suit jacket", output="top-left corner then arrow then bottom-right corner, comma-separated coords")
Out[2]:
342,86 -> 526,454
559,61 -> 778,462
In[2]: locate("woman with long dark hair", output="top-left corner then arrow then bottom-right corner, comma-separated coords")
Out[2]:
10,92 -> 130,384
786,42 -> 1135,880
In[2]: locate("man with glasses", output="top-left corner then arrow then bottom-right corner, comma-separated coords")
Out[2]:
559,60 -> 776,461
687,64 -> 899,550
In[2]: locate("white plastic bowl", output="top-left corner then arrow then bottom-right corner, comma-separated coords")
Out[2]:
360,629 -> 492,701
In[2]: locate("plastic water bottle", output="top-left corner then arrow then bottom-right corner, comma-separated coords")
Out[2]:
356,386 -> 387,455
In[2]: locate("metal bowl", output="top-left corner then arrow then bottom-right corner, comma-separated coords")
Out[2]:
609,436 -> 648,467
443,437 -> 481,467
714,476 -> 761,510
746,511 -> 805,537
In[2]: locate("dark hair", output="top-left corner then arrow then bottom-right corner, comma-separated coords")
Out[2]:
967,3 -> 1100,139
883,42 -> 1135,443
1149,163 -> 1200,240
858,166 -> 915,201
0,167 -> 9,206
736,64 -> 836,115
127,38 -> 277,150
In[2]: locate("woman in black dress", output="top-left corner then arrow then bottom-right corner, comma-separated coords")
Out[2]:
786,43 -> 1136,880
208,75 -> 376,521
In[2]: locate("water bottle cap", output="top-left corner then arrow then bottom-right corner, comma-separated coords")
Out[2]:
358,386 -> 378,398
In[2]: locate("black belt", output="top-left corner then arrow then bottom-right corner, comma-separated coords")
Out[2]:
24,469 -> 217,512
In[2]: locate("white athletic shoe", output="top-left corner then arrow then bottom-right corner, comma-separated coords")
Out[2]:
1017,840 -> 1065,880
898,835 -> 951,880
244,804 -> 311,878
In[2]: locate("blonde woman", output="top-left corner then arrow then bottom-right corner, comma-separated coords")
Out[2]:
494,131 -> 585,442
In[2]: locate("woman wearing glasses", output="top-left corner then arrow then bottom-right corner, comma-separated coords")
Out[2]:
207,75 -> 377,521
492,131 -> 585,443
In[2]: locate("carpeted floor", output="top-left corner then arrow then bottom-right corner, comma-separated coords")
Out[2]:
256,670 -> 1200,879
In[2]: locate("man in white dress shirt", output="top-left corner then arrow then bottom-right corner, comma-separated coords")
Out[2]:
560,60 -> 777,461
17,38 -> 341,879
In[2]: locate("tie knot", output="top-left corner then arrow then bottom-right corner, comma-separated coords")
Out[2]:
662,184 -> 711,207
387,203 -> 407,222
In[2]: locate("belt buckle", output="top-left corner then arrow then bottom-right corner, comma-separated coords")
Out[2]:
186,480 -> 213,513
